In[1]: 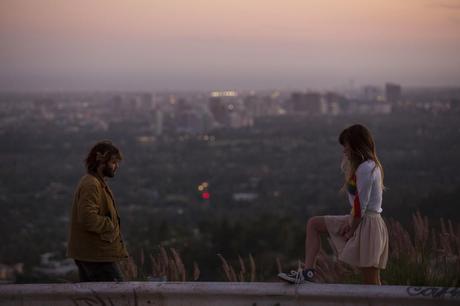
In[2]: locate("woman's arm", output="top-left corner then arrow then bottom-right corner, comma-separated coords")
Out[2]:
344,162 -> 375,239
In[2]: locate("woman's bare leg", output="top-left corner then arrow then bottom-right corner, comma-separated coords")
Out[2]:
305,216 -> 328,269
361,267 -> 381,285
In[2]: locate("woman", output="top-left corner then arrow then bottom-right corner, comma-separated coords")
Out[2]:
278,124 -> 388,285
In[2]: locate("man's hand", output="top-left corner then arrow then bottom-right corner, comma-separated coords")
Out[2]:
100,222 -> 119,242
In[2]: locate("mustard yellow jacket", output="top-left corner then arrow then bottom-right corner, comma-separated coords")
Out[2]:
67,173 -> 129,261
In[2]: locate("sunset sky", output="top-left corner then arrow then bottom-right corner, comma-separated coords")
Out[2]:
1,0 -> 459,91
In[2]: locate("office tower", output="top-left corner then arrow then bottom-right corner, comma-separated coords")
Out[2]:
385,83 -> 402,103
287,92 -> 321,115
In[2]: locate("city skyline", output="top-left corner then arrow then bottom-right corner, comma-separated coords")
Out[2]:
1,0 -> 460,91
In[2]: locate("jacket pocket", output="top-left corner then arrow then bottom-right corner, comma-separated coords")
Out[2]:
100,231 -> 115,243
100,224 -> 119,243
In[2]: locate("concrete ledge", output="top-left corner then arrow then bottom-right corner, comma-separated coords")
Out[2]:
0,282 -> 459,306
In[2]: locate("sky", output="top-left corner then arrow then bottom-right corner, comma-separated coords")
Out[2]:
1,0 -> 459,91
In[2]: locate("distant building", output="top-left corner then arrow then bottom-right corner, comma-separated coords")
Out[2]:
208,91 -> 252,128
363,85 -> 380,101
155,108 -> 163,136
323,92 -> 349,115
385,83 -> 402,103
171,99 -> 208,133
110,95 -> 124,112
287,92 -> 321,115
233,192 -> 258,202
243,95 -> 261,117
140,93 -> 153,109
244,94 -> 281,118
209,97 -> 230,126
176,109 -> 208,134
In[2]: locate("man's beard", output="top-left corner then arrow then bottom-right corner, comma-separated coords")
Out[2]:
102,165 -> 115,178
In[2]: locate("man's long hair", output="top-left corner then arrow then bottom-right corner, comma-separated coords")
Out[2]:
339,124 -> 384,190
85,140 -> 123,173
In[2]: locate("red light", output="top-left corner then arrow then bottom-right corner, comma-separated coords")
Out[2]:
202,192 -> 210,200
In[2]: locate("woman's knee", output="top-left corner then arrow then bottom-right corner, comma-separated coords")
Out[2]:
307,216 -> 326,232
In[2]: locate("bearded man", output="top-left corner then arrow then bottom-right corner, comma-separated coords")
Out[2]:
67,140 -> 129,281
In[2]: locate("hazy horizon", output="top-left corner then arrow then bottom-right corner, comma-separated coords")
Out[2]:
1,0 -> 460,91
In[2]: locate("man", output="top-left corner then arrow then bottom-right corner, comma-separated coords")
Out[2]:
67,140 -> 129,281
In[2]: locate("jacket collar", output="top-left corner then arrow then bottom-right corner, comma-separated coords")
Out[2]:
88,171 -> 108,189
88,171 -> 116,203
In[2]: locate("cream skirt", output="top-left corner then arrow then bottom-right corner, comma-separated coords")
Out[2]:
324,212 -> 388,269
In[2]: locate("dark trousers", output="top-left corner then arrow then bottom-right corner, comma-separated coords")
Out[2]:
75,260 -> 124,282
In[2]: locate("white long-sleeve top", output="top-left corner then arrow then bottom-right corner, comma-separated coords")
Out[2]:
347,160 -> 383,217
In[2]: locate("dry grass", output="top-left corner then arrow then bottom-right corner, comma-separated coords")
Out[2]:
123,212 -> 459,285
384,211 -> 460,286
119,256 -> 138,281
218,254 -> 256,282
121,246 -> 199,281
150,246 -> 200,281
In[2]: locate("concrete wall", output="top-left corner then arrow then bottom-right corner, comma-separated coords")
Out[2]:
0,282 -> 459,306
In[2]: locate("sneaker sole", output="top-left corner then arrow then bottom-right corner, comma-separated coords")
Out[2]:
278,273 -> 316,284
277,273 -> 305,284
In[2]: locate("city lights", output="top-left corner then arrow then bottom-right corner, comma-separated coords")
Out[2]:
210,91 -> 238,97
201,192 -> 210,200
197,182 -> 210,201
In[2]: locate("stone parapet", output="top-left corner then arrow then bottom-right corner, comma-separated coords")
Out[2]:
0,282 -> 459,306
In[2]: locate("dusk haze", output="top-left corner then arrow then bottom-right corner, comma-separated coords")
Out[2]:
1,0 -> 460,90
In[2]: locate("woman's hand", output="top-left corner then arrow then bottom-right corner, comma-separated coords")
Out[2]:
343,229 -> 354,241
339,223 -> 354,241
339,223 -> 350,236
342,216 -> 361,241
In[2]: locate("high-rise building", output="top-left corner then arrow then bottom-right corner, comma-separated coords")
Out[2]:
363,85 -> 379,101
287,92 -> 321,114
209,97 -> 229,126
385,83 -> 402,103
155,109 -> 163,136
140,93 -> 153,109
323,92 -> 349,115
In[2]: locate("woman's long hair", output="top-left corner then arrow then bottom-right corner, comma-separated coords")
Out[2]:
339,124 -> 384,190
